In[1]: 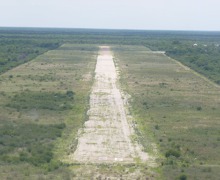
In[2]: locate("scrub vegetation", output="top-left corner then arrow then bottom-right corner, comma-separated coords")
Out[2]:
113,45 -> 220,179
0,30 -> 60,74
0,28 -> 219,179
1,28 -> 220,84
0,43 -> 97,179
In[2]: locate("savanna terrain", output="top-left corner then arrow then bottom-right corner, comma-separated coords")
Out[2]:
0,28 -> 219,179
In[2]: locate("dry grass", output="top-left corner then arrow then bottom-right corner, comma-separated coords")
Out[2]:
113,45 -> 220,179
1,43 -> 219,179
0,44 -> 98,179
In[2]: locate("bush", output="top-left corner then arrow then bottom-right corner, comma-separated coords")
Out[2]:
66,90 -> 75,98
0,122 -> 66,167
178,174 -> 187,180
197,106 -> 202,111
155,124 -> 159,130
165,149 -> 181,158
7,91 -> 74,111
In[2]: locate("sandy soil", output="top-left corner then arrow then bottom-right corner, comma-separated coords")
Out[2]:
71,46 -> 149,163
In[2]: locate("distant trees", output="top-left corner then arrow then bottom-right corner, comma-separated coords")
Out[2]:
146,39 -> 220,85
1,28 -> 219,84
0,31 -> 60,74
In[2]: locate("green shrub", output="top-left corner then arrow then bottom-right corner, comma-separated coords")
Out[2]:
178,174 -> 187,180
6,91 -> 74,111
155,124 -> 159,130
197,106 -> 202,111
165,149 -> 181,158
66,90 -> 75,98
0,122 -> 65,167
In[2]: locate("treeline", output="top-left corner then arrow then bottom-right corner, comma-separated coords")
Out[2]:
0,27 -> 219,83
0,30 -> 60,74
144,38 -> 220,84
168,42 -> 220,84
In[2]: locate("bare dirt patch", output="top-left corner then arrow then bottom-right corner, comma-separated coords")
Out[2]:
71,46 -> 150,164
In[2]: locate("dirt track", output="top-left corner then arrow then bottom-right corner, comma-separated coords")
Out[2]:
72,46 -> 148,163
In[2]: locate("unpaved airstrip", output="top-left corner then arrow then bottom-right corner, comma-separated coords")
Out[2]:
72,46 -> 149,163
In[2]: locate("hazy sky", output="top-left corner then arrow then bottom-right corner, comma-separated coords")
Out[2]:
1,0 -> 220,31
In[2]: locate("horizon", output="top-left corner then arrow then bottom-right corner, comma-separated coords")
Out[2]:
1,26 -> 220,33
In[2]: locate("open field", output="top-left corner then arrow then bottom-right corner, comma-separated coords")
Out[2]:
113,45 -> 220,179
0,44 -> 97,179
